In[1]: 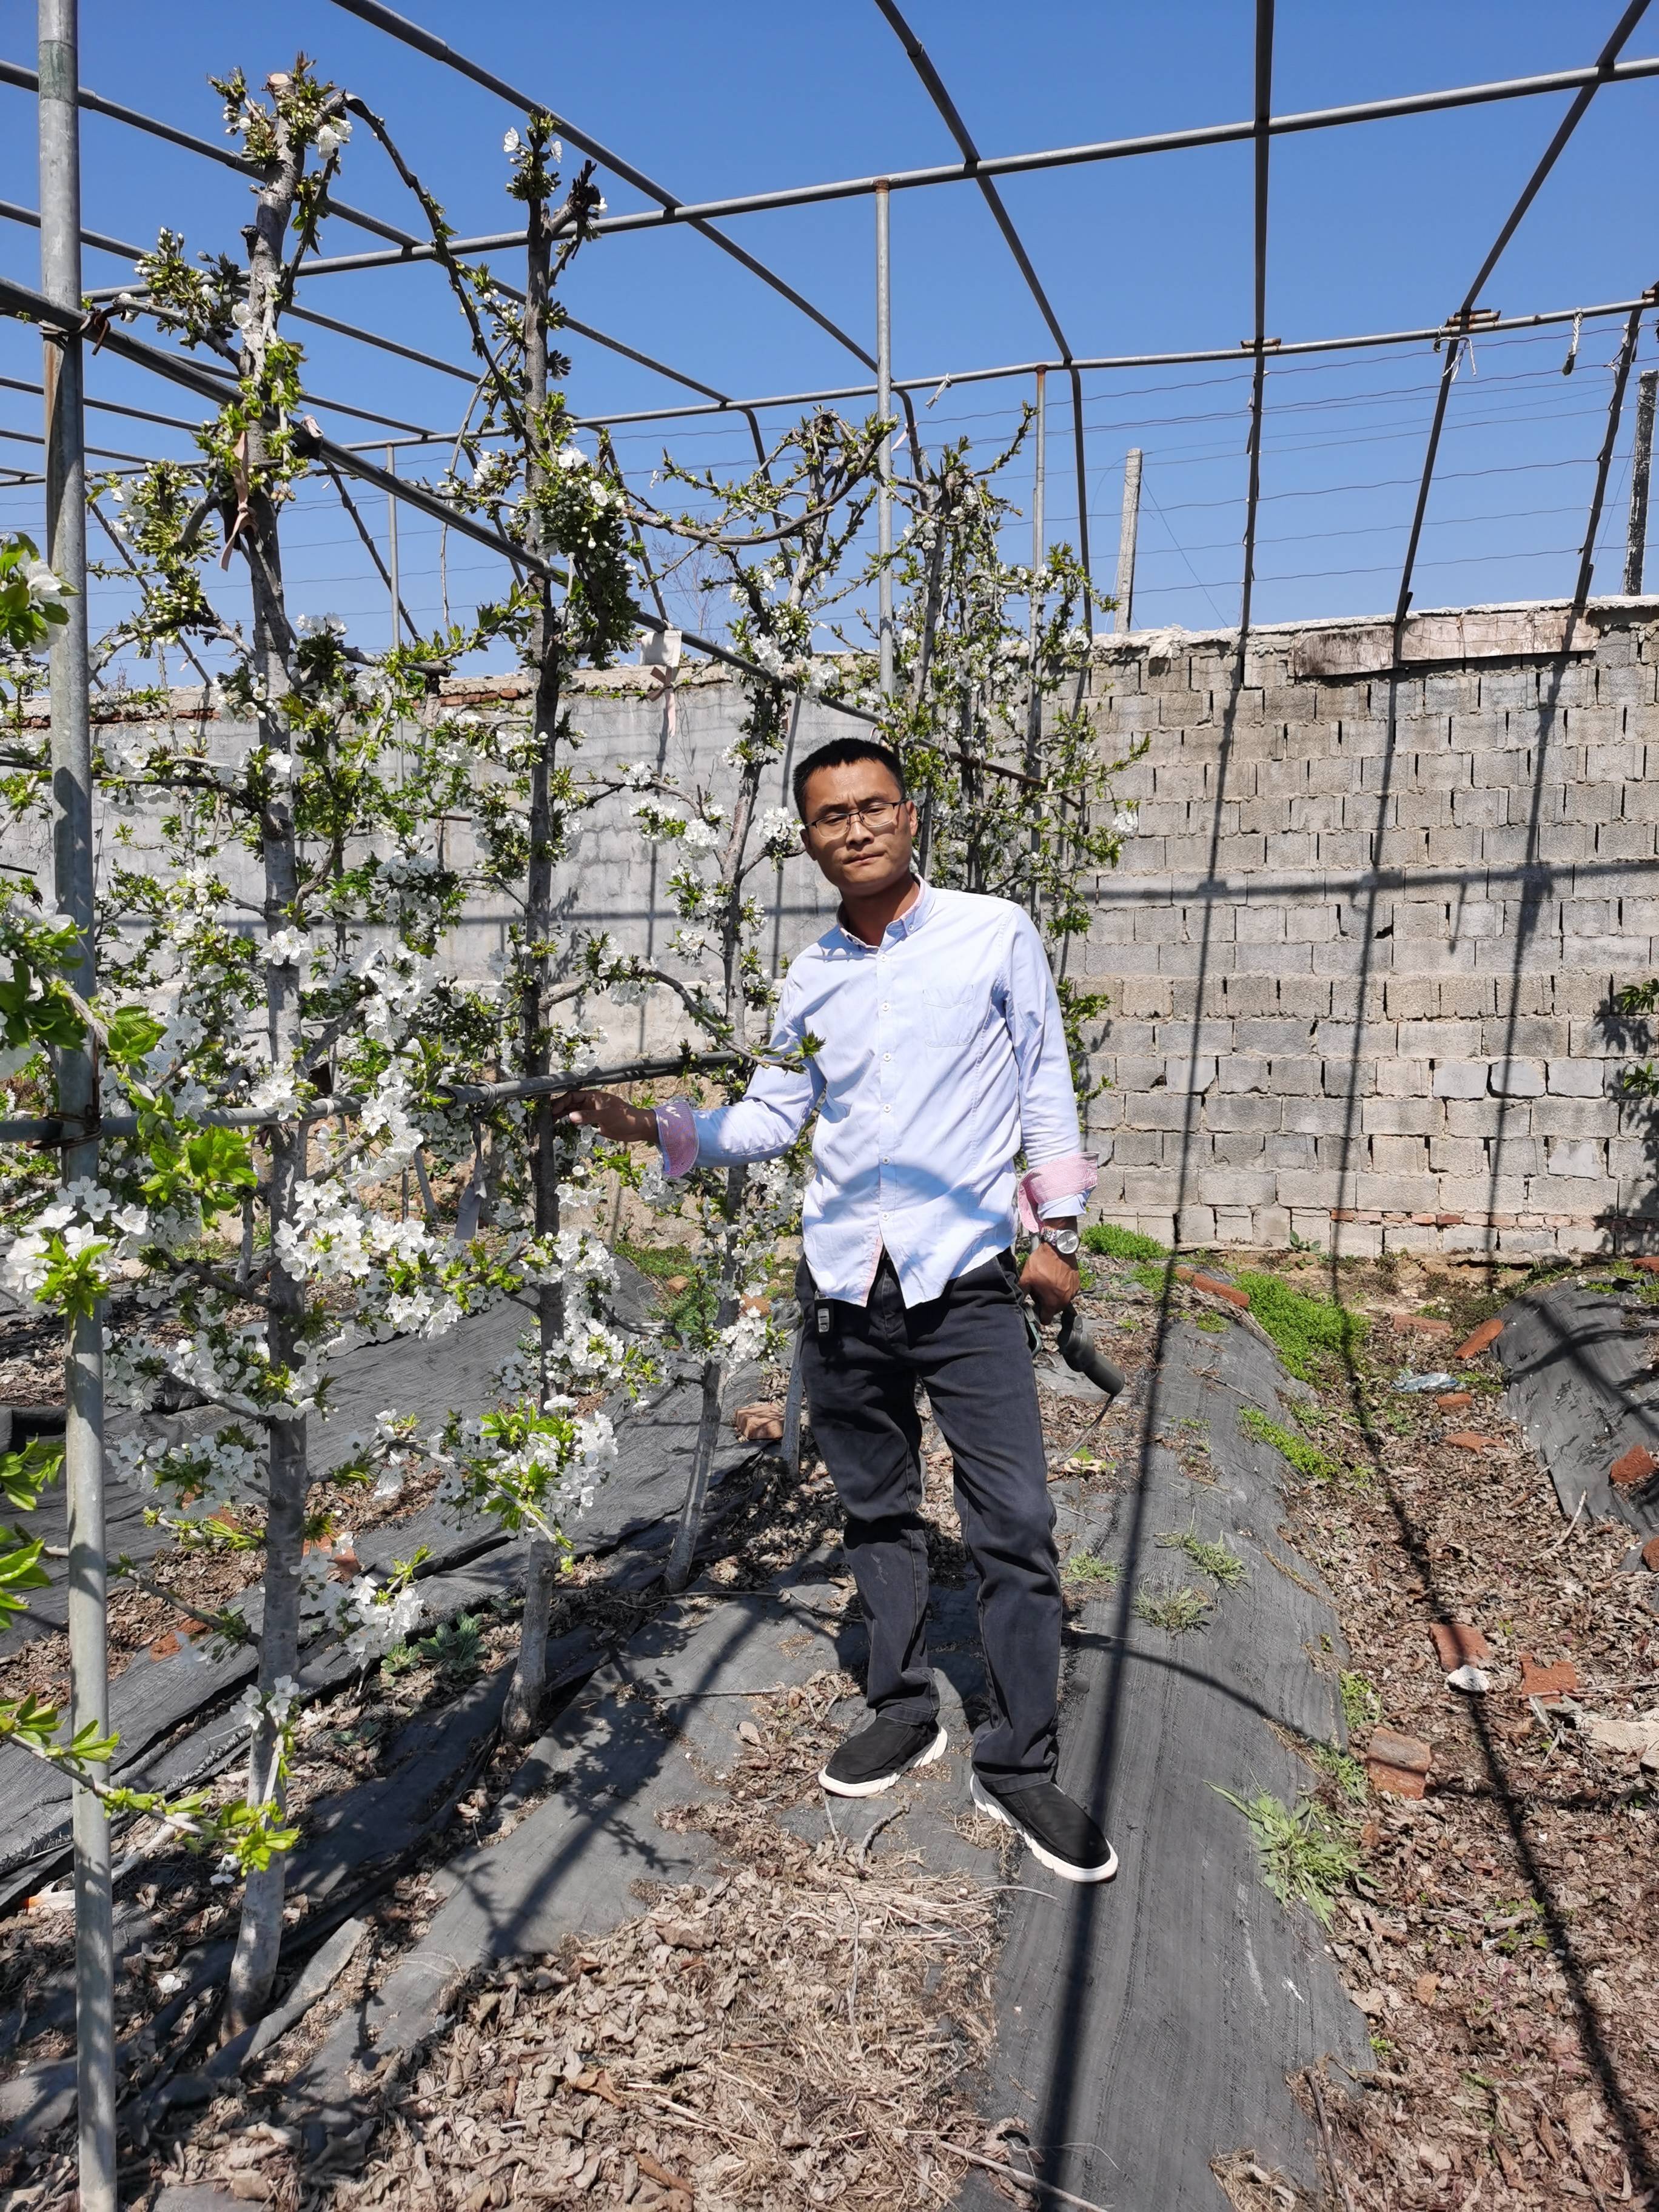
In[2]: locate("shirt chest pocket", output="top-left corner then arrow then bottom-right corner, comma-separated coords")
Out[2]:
911,984 -> 984,1046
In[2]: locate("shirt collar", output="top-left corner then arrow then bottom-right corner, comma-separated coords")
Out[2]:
834,875 -> 932,952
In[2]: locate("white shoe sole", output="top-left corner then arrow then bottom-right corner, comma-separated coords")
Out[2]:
970,1772 -> 1119,1883
819,1721 -> 948,1798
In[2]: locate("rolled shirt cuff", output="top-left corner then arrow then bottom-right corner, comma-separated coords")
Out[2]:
1016,1151 -> 1098,1233
655,1096 -> 699,1179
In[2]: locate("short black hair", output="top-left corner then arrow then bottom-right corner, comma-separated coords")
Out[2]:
791,735 -> 907,819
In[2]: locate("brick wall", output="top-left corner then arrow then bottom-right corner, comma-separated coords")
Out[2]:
1079,598 -> 1659,1259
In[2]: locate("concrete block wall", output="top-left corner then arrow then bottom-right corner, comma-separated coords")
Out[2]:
1079,598 -> 1659,1259
35,597 -> 1659,1258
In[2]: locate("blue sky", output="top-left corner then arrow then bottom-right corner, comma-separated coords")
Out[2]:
4,0 -> 1659,666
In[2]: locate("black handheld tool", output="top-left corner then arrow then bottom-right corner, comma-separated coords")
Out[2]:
1024,1299 -> 1126,1401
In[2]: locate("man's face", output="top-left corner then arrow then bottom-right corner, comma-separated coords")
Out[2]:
799,760 -> 917,900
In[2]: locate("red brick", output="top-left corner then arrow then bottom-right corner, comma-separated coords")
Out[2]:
1429,1621 -> 1491,1670
1192,1273 -> 1250,1308
1518,1655 -> 1579,1698
1435,1213 -> 1465,1227
1445,1430 -> 1493,1452
1390,1313 -> 1453,1339
1632,1257 -> 1659,1274
1369,1726 -> 1432,1774
1610,1445 -> 1659,1489
1434,1391 -> 1473,1411
1455,1318 -> 1504,1360
1368,1760 -> 1427,1800
147,1631 -> 181,1661
1330,1208 -> 1358,1223
732,1401 -> 785,1442
1641,1533 -> 1659,1572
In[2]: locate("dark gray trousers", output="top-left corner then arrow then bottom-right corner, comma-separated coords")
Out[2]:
799,1250 -> 1061,1791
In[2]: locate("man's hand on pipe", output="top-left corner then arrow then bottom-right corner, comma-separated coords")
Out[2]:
546,1089 -> 659,1145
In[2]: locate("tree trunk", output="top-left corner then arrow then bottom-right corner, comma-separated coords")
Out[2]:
504,175 -> 565,1742
224,115 -> 307,2039
665,1165 -> 747,1592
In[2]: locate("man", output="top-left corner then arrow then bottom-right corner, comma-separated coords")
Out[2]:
554,734 -> 1116,1884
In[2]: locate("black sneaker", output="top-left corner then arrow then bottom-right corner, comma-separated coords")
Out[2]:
971,1771 -> 1118,1883
819,1715 -> 947,1798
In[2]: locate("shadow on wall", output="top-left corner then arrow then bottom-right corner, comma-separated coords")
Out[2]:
1079,596 -> 1659,1265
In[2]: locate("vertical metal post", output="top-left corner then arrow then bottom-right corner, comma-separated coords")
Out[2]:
1027,367 -> 1046,764
1626,367 -> 1657,594
1114,447 -> 1142,634
385,444 -> 401,643
875,178 -> 893,698
38,5 -> 114,2207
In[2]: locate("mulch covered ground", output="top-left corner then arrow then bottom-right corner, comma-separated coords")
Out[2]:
1256,1250 -> 1659,2210
5,1245 -> 1656,2210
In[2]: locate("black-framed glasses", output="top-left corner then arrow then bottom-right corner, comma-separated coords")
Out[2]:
805,796 -> 906,839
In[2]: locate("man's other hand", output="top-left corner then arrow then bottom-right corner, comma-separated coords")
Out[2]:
1021,1237 -> 1079,1322
548,1090 -> 659,1145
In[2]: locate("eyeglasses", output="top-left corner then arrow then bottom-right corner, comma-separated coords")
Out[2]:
805,796 -> 907,839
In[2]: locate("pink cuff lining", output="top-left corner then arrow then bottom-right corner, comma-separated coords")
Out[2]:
1017,1151 -> 1099,1232
655,1097 -> 699,1179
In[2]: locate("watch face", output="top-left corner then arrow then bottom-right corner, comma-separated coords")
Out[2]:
1047,1228 -> 1081,1256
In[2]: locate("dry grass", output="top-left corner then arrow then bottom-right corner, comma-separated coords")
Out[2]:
332,1676 -> 1003,2212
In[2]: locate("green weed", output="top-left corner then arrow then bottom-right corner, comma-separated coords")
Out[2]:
1157,1527 -> 1248,1588
415,1612 -> 485,1681
1234,1272 -> 1366,1382
1340,1669 -> 1381,1734
1132,1580 -> 1211,1634
1082,1222 -> 1168,1261
615,1238 -> 697,1280
1063,1550 -> 1119,1589
1239,1406 -> 1344,1484
1304,1740 -> 1370,1804
380,1641 -> 421,1682
1195,1313 -> 1230,1333
1131,1261 -> 1169,1298
1215,1786 -> 1359,1929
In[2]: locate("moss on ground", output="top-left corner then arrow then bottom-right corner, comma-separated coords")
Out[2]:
1234,1272 -> 1366,1382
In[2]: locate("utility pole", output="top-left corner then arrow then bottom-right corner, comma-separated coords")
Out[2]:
38,2 -> 115,2205
876,179 -> 893,697
1626,368 -> 1657,594
1114,447 -> 1142,634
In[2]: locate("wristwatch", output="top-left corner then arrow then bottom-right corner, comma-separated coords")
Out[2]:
1038,1225 -> 1081,1258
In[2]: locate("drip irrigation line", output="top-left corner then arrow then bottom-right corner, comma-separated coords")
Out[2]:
1393,0 -> 1655,632
323,0 -> 879,373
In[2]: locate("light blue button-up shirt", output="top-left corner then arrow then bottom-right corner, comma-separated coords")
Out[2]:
657,881 -> 1093,1305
